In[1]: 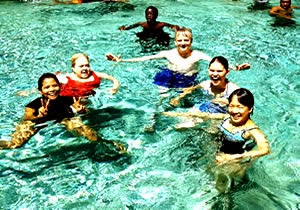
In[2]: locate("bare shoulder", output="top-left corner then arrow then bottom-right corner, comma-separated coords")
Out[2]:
140,22 -> 150,28
156,22 -> 168,28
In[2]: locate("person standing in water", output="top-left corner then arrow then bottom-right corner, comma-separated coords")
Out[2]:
269,0 -> 299,25
0,73 -> 126,153
107,28 -> 249,131
164,88 -> 270,192
119,6 -> 180,46
57,53 -> 120,98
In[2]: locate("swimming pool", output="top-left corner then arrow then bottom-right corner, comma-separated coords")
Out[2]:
0,0 -> 299,209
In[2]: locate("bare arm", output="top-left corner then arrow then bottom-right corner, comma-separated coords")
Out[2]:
95,72 -> 120,94
269,7 -> 293,19
119,22 -> 143,30
163,110 -> 227,120
54,0 -> 80,4
106,51 -> 166,63
169,83 -> 203,106
23,99 -> 49,121
229,63 -> 251,71
241,129 -> 270,160
23,107 -> 39,121
269,6 -> 281,16
161,22 -> 180,31
216,127 -> 270,165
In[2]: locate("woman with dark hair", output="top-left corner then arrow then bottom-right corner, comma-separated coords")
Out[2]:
164,88 -> 270,191
170,56 -> 240,114
165,88 -> 270,161
0,73 -> 126,153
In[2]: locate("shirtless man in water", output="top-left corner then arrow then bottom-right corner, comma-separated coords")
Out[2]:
119,6 -> 179,46
269,0 -> 298,19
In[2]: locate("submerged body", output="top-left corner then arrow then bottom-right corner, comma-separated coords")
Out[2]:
119,6 -> 179,47
164,88 -> 270,192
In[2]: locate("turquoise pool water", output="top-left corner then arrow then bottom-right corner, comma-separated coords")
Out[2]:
0,0 -> 299,209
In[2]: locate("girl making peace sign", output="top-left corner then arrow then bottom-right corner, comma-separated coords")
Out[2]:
0,73 -> 126,153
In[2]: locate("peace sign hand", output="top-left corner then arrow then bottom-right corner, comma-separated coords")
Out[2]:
38,98 -> 50,118
72,97 -> 87,114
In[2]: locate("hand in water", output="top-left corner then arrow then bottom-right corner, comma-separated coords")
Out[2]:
169,98 -> 180,106
113,141 -> 127,154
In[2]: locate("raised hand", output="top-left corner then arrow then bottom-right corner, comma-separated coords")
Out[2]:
106,53 -> 121,62
72,97 -> 86,113
38,98 -> 50,117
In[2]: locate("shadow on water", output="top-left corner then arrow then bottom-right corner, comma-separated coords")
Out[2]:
271,17 -> 297,27
247,1 -> 271,11
136,31 -> 173,53
82,106 -> 146,129
0,141 -> 131,179
35,1 -> 135,17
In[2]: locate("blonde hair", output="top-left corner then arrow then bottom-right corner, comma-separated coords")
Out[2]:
175,27 -> 193,41
71,53 -> 90,67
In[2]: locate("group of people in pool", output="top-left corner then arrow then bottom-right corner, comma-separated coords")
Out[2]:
1,5 -> 272,192
0,53 -> 125,153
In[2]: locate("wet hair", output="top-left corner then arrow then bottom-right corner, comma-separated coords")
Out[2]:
145,6 -> 158,18
209,56 -> 229,71
175,27 -> 193,42
228,88 -> 254,111
38,73 -> 60,91
71,53 -> 89,68
280,0 -> 291,3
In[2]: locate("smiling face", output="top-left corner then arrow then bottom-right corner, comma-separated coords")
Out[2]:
208,60 -> 229,89
40,78 -> 60,100
175,31 -> 192,56
72,55 -> 91,79
228,95 -> 252,126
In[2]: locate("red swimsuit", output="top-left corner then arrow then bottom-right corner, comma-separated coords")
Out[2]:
60,72 -> 101,97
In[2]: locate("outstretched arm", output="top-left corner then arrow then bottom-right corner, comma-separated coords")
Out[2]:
229,63 -> 251,71
161,22 -> 180,31
119,22 -> 143,30
106,51 -> 166,63
169,84 -> 203,106
163,110 -> 227,120
95,72 -> 120,94
54,0 -> 81,4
